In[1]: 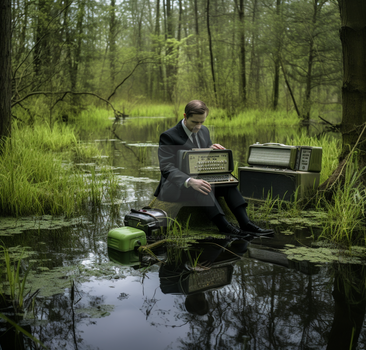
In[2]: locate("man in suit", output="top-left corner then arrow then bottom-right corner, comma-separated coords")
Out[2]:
154,100 -> 273,237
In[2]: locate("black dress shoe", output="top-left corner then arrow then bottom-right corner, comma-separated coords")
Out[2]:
221,224 -> 253,241
243,221 -> 274,237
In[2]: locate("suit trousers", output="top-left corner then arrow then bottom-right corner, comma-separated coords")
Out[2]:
178,185 -> 247,220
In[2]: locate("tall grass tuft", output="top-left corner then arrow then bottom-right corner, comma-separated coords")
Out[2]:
0,122 -> 115,216
0,245 -> 45,347
1,246 -> 29,310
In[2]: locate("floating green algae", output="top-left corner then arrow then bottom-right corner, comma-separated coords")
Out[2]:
0,215 -> 89,236
267,210 -> 328,229
19,261 -> 128,298
282,244 -> 366,265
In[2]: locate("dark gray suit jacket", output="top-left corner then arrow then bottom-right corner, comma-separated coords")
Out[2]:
154,120 -> 212,201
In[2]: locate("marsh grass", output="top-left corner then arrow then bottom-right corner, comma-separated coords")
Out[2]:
0,245 -> 45,348
209,109 -> 299,127
248,187 -> 302,224
67,104 -> 302,130
318,158 -> 366,246
1,246 -> 29,310
0,122 -> 115,216
185,249 -> 203,270
74,107 -> 113,130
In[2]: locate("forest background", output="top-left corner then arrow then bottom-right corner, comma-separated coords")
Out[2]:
3,0 -> 342,127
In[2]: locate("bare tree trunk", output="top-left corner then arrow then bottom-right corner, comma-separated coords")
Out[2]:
238,0 -> 247,106
319,0 -> 366,191
207,0 -> 217,104
194,0 -> 204,91
303,0 -> 318,121
249,0 -> 259,104
65,0 -> 86,103
73,0 -> 86,91
165,0 -> 175,101
272,0 -> 281,110
0,0 -> 12,145
34,0 -> 51,77
154,0 -> 164,100
109,0 -> 117,86
339,0 -> 366,163
14,0 -> 28,64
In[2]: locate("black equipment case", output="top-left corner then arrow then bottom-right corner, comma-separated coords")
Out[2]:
124,208 -> 168,237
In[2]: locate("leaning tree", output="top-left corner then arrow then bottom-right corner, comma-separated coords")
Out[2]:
320,0 -> 366,190
0,0 -> 12,146
339,0 -> 366,160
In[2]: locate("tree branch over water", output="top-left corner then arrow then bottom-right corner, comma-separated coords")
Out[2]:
11,91 -> 118,113
11,57 -> 149,117
107,58 -> 147,101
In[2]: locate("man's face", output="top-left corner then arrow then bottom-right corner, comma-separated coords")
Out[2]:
184,113 -> 207,133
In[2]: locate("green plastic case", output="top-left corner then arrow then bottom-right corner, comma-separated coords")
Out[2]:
107,226 -> 147,252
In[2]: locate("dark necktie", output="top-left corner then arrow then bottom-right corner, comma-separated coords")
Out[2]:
192,133 -> 199,148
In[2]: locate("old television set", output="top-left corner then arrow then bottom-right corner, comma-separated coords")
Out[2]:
247,143 -> 322,172
177,149 -> 238,187
239,142 -> 322,202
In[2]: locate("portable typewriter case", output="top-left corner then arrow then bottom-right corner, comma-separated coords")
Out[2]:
124,208 -> 168,236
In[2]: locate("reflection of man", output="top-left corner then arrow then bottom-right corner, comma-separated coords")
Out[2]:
154,100 -> 273,237
159,237 -> 249,315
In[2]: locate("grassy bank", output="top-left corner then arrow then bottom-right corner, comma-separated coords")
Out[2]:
74,103 -> 301,127
0,122 -> 116,217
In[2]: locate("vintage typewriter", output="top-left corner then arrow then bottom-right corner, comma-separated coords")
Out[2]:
177,149 -> 239,187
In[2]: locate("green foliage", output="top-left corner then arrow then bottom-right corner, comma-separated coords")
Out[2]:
0,245 -> 46,348
319,157 -> 366,246
1,245 -> 29,310
74,107 -> 113,131
0,122 -> 115,216
209,109 -> 300,128
9,0 -> 342,119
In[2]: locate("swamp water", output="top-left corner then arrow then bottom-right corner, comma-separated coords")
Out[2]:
0,116 -> 365,350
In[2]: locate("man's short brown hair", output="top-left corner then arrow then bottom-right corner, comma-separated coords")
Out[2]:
184,100 -> 209,119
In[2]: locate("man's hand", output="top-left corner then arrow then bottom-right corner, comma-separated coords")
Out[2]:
189,178 -> 212,195
211,144 -> 225,150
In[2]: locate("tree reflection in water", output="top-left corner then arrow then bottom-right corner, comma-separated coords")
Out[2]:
158,238 -> 366,350
1,238 -> 365,349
